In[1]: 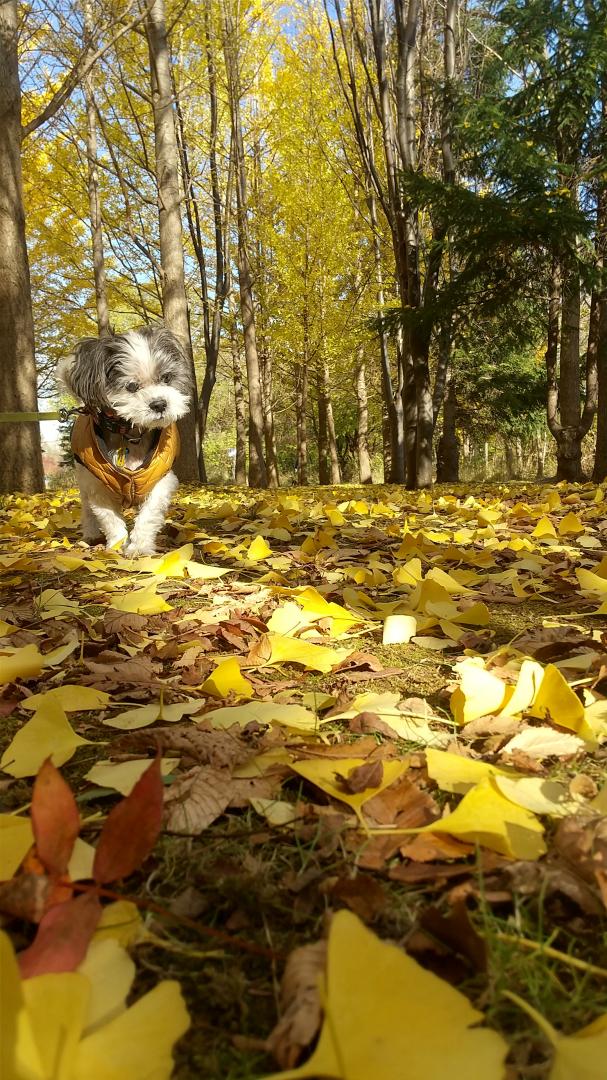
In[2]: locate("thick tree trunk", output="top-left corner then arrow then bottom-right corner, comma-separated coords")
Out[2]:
556,257 -> 583,479
295,363 -> 308,486
355,346 -> 372,483
146,0 -> 200,482
593,79 -> 607,482
0,3 -> 44,494
231,316 -> 247,485
400,341 -> 416,487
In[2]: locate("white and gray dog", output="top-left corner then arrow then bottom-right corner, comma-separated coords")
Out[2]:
58,324 -> 192,557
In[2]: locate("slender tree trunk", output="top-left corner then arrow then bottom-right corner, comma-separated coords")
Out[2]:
145,0 -> 200,482
296,362 -> 308,486
400,340 -> 416,486
324,359 -> 341,485
355,345 -> 372,483
260,348 -> 279,487
231,314 -> 247,485
222,1 -> 267,487
83,0 -> 110,336
317,366 -> 329,485
593,77 -> 607,482
0,2 -> 44,494
436,372 -> 459,482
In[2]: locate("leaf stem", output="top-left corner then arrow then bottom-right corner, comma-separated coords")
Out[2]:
497,932 -> 607,980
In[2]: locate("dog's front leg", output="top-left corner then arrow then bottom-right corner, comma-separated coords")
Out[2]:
124,471 -> 179,558
76,466 -> 128,550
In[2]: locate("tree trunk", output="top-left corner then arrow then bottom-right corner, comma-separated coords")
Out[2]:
83,1 -> 110,337
222,1 -> 267,488
355,345 -> 372,483
231,315 -> 247,485
295,363 -> 308,486
593,77 -> 607,482
145,0 -> 200,482
260,348 -> 279,487
0,2 -> 44,494
400,340 -> 416,487
557,256 -> 583,479
317,360 -> 341,485
436,373 -> 459,482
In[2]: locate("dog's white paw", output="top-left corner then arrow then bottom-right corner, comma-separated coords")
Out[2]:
105,532 -> 129,552
123,541 -> 156,559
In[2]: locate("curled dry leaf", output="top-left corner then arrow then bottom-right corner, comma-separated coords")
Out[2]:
266,939 -> 327,1068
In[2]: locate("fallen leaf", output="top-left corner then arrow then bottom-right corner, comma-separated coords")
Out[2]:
200,657 -> 254,699
266,940 -> 327,1068
31,760 -> 80,877
261,910 -> 507,1079
0,700 -> 92,777
93,759 -> 164,884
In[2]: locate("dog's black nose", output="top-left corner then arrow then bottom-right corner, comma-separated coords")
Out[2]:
149,398 -> 167,414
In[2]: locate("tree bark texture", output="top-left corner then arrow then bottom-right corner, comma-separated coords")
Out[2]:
223,1 -> 267,487
296,362 -> 308,485
355,346 -> 372,483
231,314 -> 247,485
0,3 -> 44,494
146,0 -> 200,482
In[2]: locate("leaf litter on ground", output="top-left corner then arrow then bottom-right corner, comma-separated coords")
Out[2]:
0,482 -> 607,1078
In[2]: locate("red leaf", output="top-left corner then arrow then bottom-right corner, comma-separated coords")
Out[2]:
93,757 -> 163,884
18,892 -> 102,977
31,759 -> 80,879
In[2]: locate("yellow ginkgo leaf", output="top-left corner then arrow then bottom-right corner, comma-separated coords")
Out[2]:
499,658 -> 544,717
136,544 -> 193,576
558,511 -> 584,536
262,910 -> 507,1080
288,756 -> 409,823
576,567 -> 607,595
68,838 -> 96,882
0,644 -> 44,685
22,685 -> 111,712
37,589 -> 80,620
85,757 -> 176,795
0,814 -> 34,879
527,664 -> 589,736
295,586 -> 362,635
203,700 -> 320,732
200,657 -> 253,699
450,658 -> 511,725
425,748 -> 511,794
103,700 -> 203,730
506,992 -> 607,1080
253,632 -> 349,673
419,777 -> 545,859
94,901 -> 145,948
2,927 -> 190,1080
532,516 -> 557,539
247,535 -> 272,561
0,699 -> 92,777
110,582 -> 172,615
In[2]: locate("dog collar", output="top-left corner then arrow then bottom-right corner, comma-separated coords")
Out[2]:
95,410 -> 144,443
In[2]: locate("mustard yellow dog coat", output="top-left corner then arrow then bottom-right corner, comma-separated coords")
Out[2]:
71,413 -> 180,509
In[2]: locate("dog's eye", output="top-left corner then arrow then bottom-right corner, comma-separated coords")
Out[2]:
125,381 -> 139,392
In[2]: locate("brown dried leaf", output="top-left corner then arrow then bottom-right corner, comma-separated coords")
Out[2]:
164,765 -> 234,834
266,939 -> 327,1068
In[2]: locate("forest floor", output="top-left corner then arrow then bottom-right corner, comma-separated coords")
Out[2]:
1,481 -> 606,1079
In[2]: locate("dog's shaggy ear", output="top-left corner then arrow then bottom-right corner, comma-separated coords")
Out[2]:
142,324 -> 193,396
57,338 -> 110,408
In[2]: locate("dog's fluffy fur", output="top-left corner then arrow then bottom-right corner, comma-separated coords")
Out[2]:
58,325 -> 192,556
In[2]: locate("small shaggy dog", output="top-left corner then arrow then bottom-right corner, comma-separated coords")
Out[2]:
58,325 -> 192,556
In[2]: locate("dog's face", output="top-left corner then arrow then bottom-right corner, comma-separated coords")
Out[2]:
58,325 -> 192,429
